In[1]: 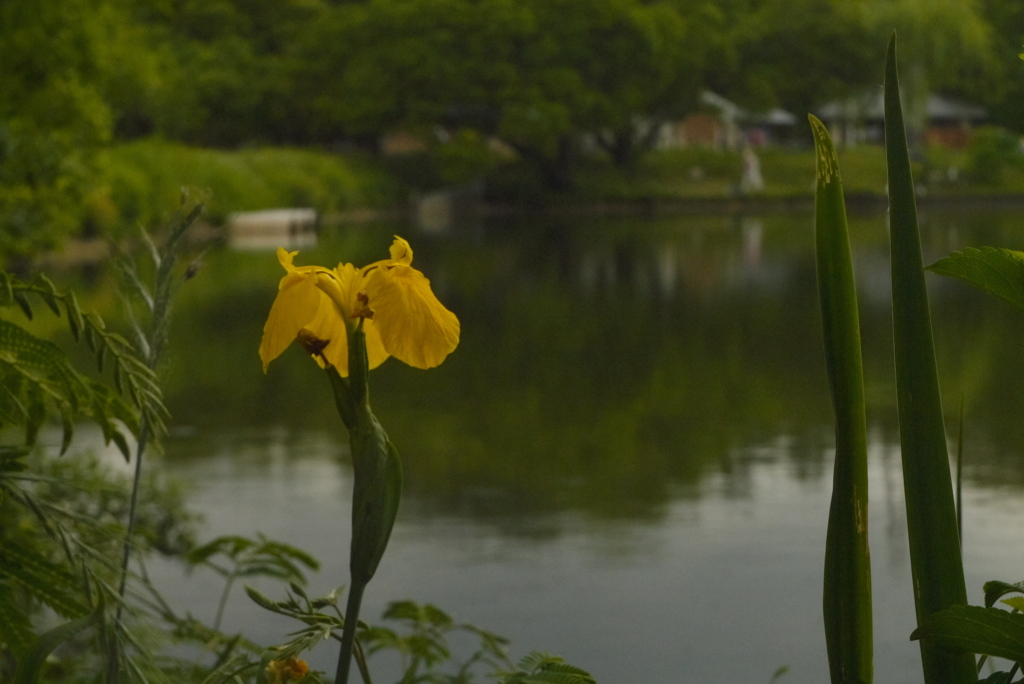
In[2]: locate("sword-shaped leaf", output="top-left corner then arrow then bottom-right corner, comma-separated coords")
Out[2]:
884,33 -> 975,683
810,114 -> 873,684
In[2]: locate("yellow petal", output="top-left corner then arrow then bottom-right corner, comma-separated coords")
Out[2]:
389,236 -> 414,265
259,270 -> 321,372
261,249 -> 356,373
277,246 -> 298,271
305,293 -> 353,372
365,263 -> 459,369
306,263 -> 391,376
363,319 -> 391,371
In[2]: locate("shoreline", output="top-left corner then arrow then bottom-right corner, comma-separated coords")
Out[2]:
327,190 -> 1024,225
44,191 -> 1024,265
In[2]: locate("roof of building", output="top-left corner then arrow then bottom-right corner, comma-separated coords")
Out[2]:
699,91 -> 797,126
817,91 -> 987,123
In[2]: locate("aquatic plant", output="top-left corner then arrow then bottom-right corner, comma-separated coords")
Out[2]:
259,236 -> 460,684
814,33 -> 1024,683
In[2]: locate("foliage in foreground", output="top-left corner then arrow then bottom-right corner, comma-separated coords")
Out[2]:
813,33 -> 1024,684
0,209 -> 594,683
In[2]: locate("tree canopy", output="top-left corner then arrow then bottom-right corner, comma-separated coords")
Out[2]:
1,0 -> 1021,256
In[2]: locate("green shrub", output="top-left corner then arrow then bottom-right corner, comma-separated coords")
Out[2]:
99,140 -> 402,233
966,126 -> 1022,186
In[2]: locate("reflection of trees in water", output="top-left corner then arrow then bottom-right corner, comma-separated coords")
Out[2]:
381,213 -> 840,524
156,209 -> 1024,528
484,212 -> 803,303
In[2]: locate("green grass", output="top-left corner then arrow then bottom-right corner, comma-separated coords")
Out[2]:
566,143 -> 1024,204
86,137 -> 1024,237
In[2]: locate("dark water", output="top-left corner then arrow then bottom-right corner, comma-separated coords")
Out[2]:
149,206 -> 1024,683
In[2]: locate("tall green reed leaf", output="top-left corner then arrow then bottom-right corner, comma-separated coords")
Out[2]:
810,114 -> 873,684
884,33 -> 975,684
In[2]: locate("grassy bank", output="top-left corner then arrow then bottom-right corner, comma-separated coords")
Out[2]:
87,135 -> 1024,238
567,139 -> 1024,205
95,140 -> 405,234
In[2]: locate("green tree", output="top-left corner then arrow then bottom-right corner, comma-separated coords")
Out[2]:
0,0 -> 114,261
712,0 -> 877,129
856,0 -> 999,141
976,0 -> 1024,132
291,0 -> 532,147
123,0 -> 330,146
295,0 -> 705,189
507,0 -> 698,176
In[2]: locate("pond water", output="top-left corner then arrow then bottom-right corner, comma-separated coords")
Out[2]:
147,206 -> 1024,683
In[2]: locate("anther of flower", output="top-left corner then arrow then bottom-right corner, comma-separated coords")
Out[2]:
259,236 -> 460,376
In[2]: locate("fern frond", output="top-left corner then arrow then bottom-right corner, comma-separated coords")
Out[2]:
0,319 -> 136,456
0,271 -> 169,442
0,541 -> 89,619
493,652 -> 597,684
0,580 -> 36,656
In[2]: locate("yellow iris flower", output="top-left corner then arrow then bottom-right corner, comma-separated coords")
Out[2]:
259,236 -> 460,376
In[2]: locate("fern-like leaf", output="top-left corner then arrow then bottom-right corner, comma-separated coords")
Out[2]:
493,652 -> 597,684
0,271 -> 170,441
0,542 -> 89,619
0,580 -> 36,656
0,318 -> 136,455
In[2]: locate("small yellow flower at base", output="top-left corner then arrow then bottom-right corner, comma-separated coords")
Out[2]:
265,657 -> 309,683
259,236 -> 459,376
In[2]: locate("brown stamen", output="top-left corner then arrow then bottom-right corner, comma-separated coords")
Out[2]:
296,328 -> 330,357
353,291 -> 374,319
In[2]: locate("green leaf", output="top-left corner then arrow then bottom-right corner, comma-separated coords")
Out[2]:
1003,597 -> 1024,612
0,445 -> 29,471
14,594 -> 104,684
985,581 -> 1024,608
810,113 -> 873,684
244,585 -> 280,612
84,324 -> 97,353
911,605 -> 1024,663
13,290 -> 33,320
884,33 -> 974,684
927,247 -> 1024,313
495,652 -> 596,684
977,673 -> 1018,684
0,271 -> 13,307
0,580 -> 35,656
423,603 -> 454,627
33,274 -> 61,316
111,431 -> 131,462
85,312 -> 105,331
257,540 -> 320,571
25,393 -> 45,447
0,543 -> 89,619
65,291 -> 84,341
188,535 -> 254,564
112,363 -> 124,395
59,407 -> 74,454
350,433 -> 403,585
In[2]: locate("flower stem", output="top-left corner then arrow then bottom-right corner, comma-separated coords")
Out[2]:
335,579 -> 367,684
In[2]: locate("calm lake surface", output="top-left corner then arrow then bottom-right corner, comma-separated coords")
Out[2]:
147,206 -> 1024,683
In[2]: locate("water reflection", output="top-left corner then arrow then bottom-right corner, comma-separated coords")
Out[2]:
151,207 -> 1024,683
163,208 -> 1024,511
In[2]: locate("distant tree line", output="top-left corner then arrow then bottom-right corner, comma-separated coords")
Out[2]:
1,0 -> 1021,255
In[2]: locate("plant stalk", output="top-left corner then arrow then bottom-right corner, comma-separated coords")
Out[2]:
335,580 -> 367,684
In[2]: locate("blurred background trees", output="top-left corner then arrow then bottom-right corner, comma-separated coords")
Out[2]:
2,0 -> 1023,257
